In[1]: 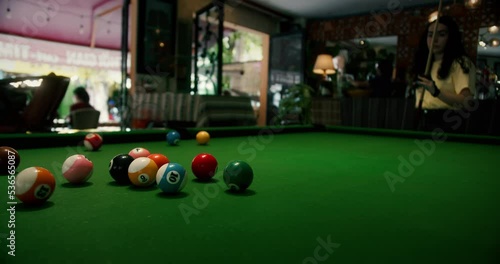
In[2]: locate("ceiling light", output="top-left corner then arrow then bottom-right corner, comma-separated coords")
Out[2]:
465,0 -> 481,9
488,26 -> 499,34
490,38 -> 500,47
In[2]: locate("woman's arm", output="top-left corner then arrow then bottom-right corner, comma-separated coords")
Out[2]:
417,76 -> 474,108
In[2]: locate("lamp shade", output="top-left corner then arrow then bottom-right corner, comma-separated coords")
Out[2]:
313,54 -> 335,75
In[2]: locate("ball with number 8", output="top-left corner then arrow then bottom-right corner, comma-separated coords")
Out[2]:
128,157 -> 158,187
156,163 -> 187,194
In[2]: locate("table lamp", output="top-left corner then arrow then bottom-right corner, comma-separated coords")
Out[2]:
313,54 -> 335,96
313,54 -> 335,80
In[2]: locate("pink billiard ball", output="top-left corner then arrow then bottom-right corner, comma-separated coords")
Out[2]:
84,133 -> 103,151
129,147 -> 151,159
62,154 -> 93,184
191,153 -> 218,181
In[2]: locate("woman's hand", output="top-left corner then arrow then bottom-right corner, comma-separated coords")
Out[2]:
416,75 -> 437,95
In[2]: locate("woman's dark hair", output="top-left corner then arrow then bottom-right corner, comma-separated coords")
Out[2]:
73,87 -> 90,103
411,15 -> 470,80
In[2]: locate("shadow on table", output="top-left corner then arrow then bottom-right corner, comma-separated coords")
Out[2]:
15,201 -> 55,212
156,191 -> 189,199
191,178 -> 220,184
61,182 -> 93,188
224,189 -> 256,197
107,181 -> 131,187
127,185 -> 157,192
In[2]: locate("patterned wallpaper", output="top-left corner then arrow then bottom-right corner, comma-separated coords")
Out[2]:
306,0 -> 500,80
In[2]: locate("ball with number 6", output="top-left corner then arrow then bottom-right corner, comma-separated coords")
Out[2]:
128,157 -> 158,187
156,163 -> 187,194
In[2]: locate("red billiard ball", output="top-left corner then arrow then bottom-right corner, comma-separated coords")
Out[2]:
62,154 -> 93,184
0,146 -> 21,175
15,167 -> 56,205
191,153 -> 218,181
128,157 -> 158,187
128,147 -> 151,159
148,153 -> 170,168
84,133 -> 103,151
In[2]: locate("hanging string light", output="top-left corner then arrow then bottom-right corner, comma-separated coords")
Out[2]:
6,0 -> 12,19
464,0 -> 481,9
79,15 -> 84,35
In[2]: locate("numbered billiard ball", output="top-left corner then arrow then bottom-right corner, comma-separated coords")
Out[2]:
148,153 -> 170,168
0,146 -> 20,175
156,163 -> 187,194
196,131 -> 210,145
129,147 -> 151,159
15,167 -> 56,205
109,154 -> 134,184
84,133 -> 103,151
128,157 -> 158,187
62,154 -> 93,184
166,130 -> 180,146
191,153 -> 218,181
223,160 -> 253,192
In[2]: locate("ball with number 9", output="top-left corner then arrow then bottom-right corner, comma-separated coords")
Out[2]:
128,157 -> 158,187
156,163 -> 187,194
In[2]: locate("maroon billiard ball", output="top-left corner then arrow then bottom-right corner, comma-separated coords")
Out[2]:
0,146 -> 21,175
191,153 -> 218,181
84,133 -> 103,151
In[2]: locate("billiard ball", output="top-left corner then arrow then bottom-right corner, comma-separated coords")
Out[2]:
196,131 -> 210,145
0,146 -> 20,175
148,153 -> 170,168
15,167 -> 56,205
191,153 -> 218,181
166,130 -> 180,146
84,133 -> 103,151
156,163 -> 187,194
109,154 -> 134,184
129,147 -> 151,159
62,154 -> 93,184
223,160 -> 253,192
128,157 -> 158,187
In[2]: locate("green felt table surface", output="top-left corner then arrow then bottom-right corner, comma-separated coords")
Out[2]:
0,128 -> 499,263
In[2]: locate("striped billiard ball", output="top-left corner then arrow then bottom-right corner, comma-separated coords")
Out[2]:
156,163 -> 187,194
62,154 -> 93,184
84,133 -> 103,151
128,157 -> 158,187
15,167 -> 56,205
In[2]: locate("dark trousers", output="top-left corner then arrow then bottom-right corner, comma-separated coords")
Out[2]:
421,109 -> 467,134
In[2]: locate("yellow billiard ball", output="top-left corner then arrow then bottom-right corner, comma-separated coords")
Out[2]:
196,131 -> 210,145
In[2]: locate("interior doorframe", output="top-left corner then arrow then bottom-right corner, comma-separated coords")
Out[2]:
193,2 -> 224,95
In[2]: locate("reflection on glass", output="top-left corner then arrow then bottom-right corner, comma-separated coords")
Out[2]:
476,26 -> 500,100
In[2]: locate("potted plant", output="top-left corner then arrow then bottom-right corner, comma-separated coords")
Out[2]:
277,83 -> 314,125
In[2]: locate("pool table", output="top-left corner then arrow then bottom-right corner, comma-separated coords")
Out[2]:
1,125 -> 499,263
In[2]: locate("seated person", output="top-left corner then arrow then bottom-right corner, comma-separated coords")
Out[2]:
349,60 -> 394,97
68,87 -> 94,126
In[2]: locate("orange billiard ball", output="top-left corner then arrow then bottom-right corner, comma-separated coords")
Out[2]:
15,167 -> 56,205
148,153 -> 170,168
128,157 -> 158,187
196,131 -> 210,145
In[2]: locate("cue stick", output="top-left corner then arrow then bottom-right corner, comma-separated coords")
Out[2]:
415,0 -> 444,130
120,0 -> 130,131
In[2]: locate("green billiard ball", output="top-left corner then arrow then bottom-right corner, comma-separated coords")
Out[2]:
223,160 -> 253,192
